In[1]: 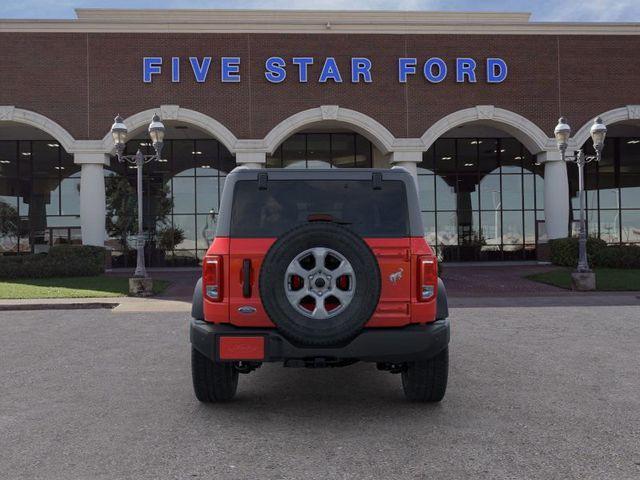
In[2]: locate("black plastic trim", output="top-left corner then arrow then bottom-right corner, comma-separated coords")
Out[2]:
242,259 -> 252,298
191,277 -> 204,320
436,278 -> 449,320
190,319 -> 450,363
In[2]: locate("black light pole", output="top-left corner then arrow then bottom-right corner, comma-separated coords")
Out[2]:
110,114 -> 166,279
554,116 -> 607,278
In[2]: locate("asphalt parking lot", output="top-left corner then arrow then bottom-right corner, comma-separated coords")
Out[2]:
1,305 -> 639,480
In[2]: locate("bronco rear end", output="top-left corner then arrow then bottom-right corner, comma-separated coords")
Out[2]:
190,168 -> 450,403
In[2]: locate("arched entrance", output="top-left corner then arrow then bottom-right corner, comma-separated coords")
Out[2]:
419,123 -> 545,261
0,119 -> 80,254
570,114 -> 640,245
105,120 -> 236,267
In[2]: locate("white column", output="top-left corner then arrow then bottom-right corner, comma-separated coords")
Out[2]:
75,152 -> 109,246
390,150 -> 422,187
235,151 -> 266,169
539,151 -> 569,239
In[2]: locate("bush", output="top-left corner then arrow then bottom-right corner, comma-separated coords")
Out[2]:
593,245 -> 640,269
0,245 -> 106,279
550,237 -> 640,269
549,237 -> 607,267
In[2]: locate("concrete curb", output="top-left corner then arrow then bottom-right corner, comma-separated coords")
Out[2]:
0,302 -> 120,312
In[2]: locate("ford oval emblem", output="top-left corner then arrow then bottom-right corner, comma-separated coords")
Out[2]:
237,306 -> 257,314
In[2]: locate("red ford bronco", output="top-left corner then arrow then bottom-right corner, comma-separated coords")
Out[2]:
190,168 -> 450,402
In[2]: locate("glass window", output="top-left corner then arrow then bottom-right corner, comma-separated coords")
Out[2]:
621,210 -> 640,243
267,146 -> 282,168
620,175 -> 640,209
60,176 -> 80,215
599,210 -> 620,243
479,175 -> 501,211
418,175 -> 435,211
0,141 -> 18,177
172,177 -> 195,214
502,174 -> 523,210
194,139 -> 219,175
196,176 -> 220,214
419,147 -> 435,172
173,140 -> 195,176
331,134 -> 355,168
502,211 -> 523,247
306,134 -> 331,166
435,139 -> 456,175
477,139 -> 499,174
282,134 -> 306,168
355,134 -> 372,168
172,214 -> 196,250
230,180 -> 409,238
435,175 -> 456,211
32,141 -> 59,177
620,138 -> 640,174
436,211 -> 457,245
421,211 -> 436,244
500,138 -> 523,174
457,138 -> 478,173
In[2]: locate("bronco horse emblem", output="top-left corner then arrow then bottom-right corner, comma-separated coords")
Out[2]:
389,268 -> 404,284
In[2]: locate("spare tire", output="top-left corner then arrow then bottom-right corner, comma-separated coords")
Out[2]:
259,222 -> 381,347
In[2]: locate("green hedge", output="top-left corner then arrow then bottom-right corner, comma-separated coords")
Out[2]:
0,245 -> 106,279
550,237 -> 640,269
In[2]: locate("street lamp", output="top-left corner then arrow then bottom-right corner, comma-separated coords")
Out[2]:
110,113 -> 165,279
554,116 -> 607,277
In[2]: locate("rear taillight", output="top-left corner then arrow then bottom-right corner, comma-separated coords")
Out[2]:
417,255 -> 437,301
203,255 -> 223,302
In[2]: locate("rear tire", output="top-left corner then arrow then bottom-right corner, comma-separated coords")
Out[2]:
401,347 -> 449,402
191,348 -> 239,402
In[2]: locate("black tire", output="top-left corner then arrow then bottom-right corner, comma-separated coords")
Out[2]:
401,347 -> 449,402
191,348 -> 239,402
259,222 -> 381,347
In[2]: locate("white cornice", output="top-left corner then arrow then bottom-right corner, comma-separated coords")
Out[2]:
0,9 -> 639,35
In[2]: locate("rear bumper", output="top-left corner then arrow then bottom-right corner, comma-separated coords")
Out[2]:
190,319 -> 450,363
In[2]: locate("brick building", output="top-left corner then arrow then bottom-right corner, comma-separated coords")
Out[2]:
1,9 -> 639,265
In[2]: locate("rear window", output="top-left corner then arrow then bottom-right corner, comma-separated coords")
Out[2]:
230,179 -> 409,237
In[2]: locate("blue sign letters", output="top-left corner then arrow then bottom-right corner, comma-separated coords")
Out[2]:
142,56 -> 508,84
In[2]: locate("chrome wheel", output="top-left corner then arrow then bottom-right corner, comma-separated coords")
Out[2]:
284,247 -> 356,319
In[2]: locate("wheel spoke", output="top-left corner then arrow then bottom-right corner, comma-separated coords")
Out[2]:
311,298 -> 330,319
311,248 -> 328,271
331,260 -> 354,278
286,260 -> 309,280
331,288 -> 354,305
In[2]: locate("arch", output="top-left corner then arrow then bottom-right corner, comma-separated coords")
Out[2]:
0,106 -> 76,153
100,105 -> 239,155
421,106 -> 552,154
572,105 -> 640,148
263,106 -> 396,155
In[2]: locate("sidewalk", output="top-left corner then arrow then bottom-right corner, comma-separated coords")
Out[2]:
2,264 -> 639,312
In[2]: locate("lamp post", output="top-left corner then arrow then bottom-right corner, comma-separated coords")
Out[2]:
553,116 -> 607,286
110,114 -> 165,281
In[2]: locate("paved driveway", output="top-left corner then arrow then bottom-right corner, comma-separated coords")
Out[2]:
1,306 -> 639,480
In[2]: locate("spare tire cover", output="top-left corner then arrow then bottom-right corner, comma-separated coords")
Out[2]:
259,222 -> 381,347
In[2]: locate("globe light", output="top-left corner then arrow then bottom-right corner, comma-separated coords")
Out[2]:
590,117 -> 607,155
110,115 -> 128,152
148,113 -> 165,156
554,117 -> 571,153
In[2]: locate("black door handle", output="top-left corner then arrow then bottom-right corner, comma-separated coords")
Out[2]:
242,259 -> 252,298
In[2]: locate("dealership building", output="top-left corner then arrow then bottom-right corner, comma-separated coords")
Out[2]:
1,9 -> 640,265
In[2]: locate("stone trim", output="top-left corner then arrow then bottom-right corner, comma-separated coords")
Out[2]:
421,105 -> 554,154
263,106 -> 397,155
571,105 -> 640,148
100,105 -> 239,155
0,106 -> 76,153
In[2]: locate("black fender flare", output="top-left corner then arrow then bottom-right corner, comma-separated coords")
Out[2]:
436,278 -> 449,320
191,277 -> 204,320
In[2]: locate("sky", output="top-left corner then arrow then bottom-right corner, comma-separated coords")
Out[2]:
1,0 -> 640,22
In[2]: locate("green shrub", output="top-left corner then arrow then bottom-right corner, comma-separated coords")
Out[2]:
593,245 -> 640,269
549,237 -> 607,267
550,237 -> 640,269
0,245 -> 106,279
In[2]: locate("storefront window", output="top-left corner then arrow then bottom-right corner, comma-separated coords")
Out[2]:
106,138 -> 234,267
267,132 -> 373,168
0,140 -> 80,254
419,137 -> 544,261
569,137 -> 640,245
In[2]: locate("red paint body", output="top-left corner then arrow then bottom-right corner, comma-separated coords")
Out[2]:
203,236 -> 438,328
